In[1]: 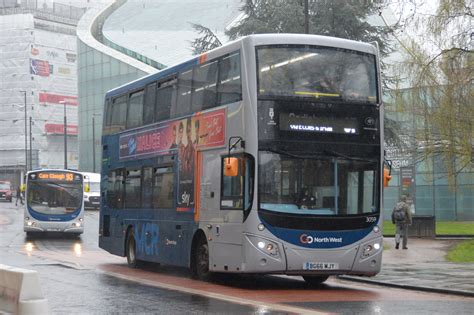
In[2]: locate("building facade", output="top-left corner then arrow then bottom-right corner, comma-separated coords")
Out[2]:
0,3 -> 83,187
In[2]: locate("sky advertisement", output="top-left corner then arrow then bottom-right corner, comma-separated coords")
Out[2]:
119,108 -> 226,212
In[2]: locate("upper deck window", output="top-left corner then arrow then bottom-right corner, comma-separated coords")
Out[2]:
127,90 -> 144,129
155,79 -> 175,121
217,52 -> 241,105
176,70 -> 192,117
110,96 -> 127,133
257,45 -> 377,104
192,60 -> 218,111
143,83 -> 156,125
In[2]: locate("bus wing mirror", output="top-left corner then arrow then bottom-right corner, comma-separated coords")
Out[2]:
85,184 -> 90,192
383,167 -> 392,187
383,158 -> 392,188
224,157 -> 239,177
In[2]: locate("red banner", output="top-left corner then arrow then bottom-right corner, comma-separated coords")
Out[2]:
45,123 -> 78,135
39,92 -> 78,106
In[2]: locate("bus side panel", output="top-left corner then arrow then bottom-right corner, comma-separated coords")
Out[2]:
99,212 -> 126,257
124,216 -> 197,267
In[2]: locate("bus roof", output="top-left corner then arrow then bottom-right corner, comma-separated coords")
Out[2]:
105,33 -> 378,100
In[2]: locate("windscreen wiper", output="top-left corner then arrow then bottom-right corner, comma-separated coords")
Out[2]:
294,91 -> 341,99
265,148 -> 377,162
265,148 -> 316,159
322,149 -> 377,162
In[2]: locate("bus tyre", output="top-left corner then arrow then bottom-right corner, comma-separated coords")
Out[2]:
303,275 -> 329,287
194,238 -> 212,281
126,229 -> 140,268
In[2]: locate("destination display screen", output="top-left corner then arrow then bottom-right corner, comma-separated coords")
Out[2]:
29,172 -> 81,182
279,113 -> 359,135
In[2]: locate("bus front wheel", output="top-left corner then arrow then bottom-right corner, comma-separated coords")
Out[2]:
194,238 -> 212,281
302,275 -> 329,287
126,229 -> 140,268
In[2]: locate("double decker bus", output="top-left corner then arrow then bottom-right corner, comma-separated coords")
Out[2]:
24,169 -> 84,236
99,34 -> 385,284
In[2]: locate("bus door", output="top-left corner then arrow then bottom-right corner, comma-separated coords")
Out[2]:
201,152 -> 255,270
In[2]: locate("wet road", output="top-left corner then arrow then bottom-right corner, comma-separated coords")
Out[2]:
1,201 -> 473,314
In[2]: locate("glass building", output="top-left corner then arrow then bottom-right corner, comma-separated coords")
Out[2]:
383,92 -> 473,221
77,0 -> 241,172
76,0 -> 157,173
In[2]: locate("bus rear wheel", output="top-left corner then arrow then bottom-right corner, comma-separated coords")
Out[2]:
194,238 -> 212,281
303,275 -> 329,287
126,229 -> 140,268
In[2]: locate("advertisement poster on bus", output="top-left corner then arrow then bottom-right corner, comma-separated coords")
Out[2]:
119,108 -> 226,212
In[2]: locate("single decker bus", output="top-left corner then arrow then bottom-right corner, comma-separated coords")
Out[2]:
24,169 -> 85,236
99,34 -> 386,285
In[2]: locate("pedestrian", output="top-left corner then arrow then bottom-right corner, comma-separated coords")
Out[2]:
15,185 -> 24,206
391,195 -> 412,249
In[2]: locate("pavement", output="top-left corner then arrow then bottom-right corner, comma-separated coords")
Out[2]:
340,237 -> 474,297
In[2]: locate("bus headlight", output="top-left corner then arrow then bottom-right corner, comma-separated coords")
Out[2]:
361,242 -> 381,258
72,222 -> 81,227
246,235 -> 280,258
373,225 -> 380,233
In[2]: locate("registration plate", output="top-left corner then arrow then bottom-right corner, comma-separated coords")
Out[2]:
303,262 -> 339,270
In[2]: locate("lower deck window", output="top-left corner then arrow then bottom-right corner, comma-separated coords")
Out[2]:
152,166 -> 174,209
125,169 -> 141,208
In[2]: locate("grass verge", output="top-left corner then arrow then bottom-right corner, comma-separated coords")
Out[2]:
446,240 -> 474,263
383,221 -> 474,236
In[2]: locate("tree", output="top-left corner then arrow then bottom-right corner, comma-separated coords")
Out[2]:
192,1 -> 393,69
190,0 -> 400,145
190,23 -> 222,55
225,0 -> 392,68
389,0 -> 473,182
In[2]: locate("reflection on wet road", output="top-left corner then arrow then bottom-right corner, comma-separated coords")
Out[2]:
1,202 -> 473,314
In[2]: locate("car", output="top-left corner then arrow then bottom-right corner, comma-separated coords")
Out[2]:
0,180 -> 13,202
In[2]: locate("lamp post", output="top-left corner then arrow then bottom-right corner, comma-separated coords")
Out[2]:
92,113 -> 100,173
19,91 -> 28,173
304,0 -> 309,34
92,115 -> 96,173
60,100 -> 68,169
29,116 -> 33,170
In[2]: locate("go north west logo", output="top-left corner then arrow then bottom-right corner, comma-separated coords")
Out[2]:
300,234 -> 343,244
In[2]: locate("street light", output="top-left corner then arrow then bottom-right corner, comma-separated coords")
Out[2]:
59,100 -> 68,169
29,116 -> 33,170
19,91 -> 28,173
92,113 -> 101,173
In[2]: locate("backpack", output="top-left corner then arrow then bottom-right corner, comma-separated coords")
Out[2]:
393,203 -> 407,223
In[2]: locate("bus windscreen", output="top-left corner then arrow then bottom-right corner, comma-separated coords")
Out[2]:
257,45 -> 377,104
258,151 -> 378,216
27,172 -> 83,215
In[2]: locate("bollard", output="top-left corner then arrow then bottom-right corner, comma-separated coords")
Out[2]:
0,264 -> 50,314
